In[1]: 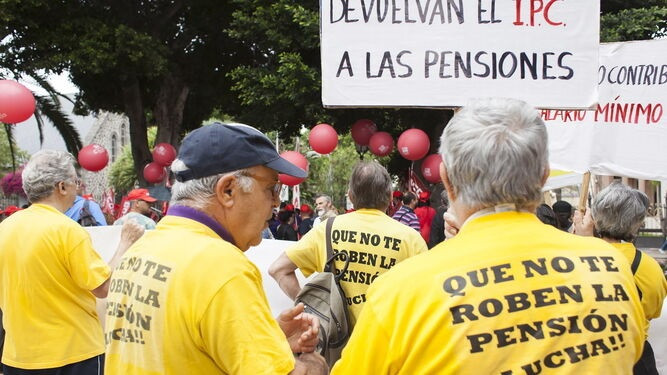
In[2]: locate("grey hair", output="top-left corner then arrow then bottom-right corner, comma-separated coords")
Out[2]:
591,182 -> 648,242
347,161 -> 392,210
438,98 -> 548,211
169,159 -> 253,209
315,194 -> 332,204
22,150 -> 76,203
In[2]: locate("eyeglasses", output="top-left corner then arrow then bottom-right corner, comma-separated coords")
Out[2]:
236,171 -> 282,200
57,177 -> 82,189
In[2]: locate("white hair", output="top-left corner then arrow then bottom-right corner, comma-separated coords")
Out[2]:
438,98 -> 548,211
169,159 -> 253,209
591,182 -> 648,242
22,150 -> 76,203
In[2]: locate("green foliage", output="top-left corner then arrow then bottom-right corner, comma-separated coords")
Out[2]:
0,133 -> 29,172
601,6 -> 667,42
281,130 -> 390,209
109,127 -> 157,193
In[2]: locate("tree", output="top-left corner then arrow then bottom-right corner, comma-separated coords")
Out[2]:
109,127 -> 157,193
279,130 -> 390,209
0,73 -> 83,166
226,0 -> 450,179
0,135 -> 29,172
226,0 -> 667,178
1,0 -> 252,183
601,4 -> 667,42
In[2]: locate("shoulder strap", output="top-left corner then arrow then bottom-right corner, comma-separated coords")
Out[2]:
630,249 -> 642,275
630,249 -> 644,300
324,217 -> 336,273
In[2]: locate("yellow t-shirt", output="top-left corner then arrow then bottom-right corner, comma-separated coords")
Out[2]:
0,203 -> 110,369
611,242 -> 667,334
104,215 -> 294,375
332,211 -> 646,375
286,208 -> 427,325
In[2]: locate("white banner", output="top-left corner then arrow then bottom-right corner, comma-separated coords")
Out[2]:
545,40 -> 667,180
321,0 -> 599,108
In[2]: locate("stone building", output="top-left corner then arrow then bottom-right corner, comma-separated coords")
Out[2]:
80,112 -> 130,201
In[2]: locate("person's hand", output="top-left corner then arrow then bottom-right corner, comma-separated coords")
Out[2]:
120,219 -> 145,245
293,352 -> 328,375
278,303 -> 320,353
443,208 -> 461,239
573,209 -> 594,237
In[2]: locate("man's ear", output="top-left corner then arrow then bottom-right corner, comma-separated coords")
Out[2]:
439,161 -> 456,202
57,182 -> 68,196
540,166 -> 550,187
215,174 -> 237,208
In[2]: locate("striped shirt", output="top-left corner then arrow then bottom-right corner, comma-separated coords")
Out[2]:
392,206 -> 420,231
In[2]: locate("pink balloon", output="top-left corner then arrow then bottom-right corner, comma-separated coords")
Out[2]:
0,80 -> 36,124
397,129 -> 430,161
278,151 -> 308,186
350,119 -> 377,146
143,162 -> 167,184
152,143 -> 177,167
78,144 -> 109,172
309,123 -> 338,154
421,154 -> 443,183
368,132 -> 394,157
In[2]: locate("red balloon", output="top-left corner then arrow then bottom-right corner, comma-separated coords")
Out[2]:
278,151 -> 308,186
0,80 -> 36,124
309,123 -> 338,154
368,132 -> 394,157
421,154 -> 443,183
143,162 -> 167,184
350,119 -> 377,146
397,129 -> 430,161
78,144 -> 109,172
152,143 -> 177,167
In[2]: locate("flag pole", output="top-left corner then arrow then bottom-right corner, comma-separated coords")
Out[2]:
578,172 -> 591,212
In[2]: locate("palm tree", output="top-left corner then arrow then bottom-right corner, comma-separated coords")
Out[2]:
1,72 -> 82,170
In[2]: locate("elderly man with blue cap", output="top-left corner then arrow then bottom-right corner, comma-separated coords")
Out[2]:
104,123 -> 327,374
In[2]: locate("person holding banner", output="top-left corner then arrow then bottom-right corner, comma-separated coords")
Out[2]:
0,150 -> 144,374
332,98 -> 645,374
573,182 -> 667,375
103,123 -> 326,374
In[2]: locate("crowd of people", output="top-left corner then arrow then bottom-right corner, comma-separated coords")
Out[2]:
0,98 -> 664,374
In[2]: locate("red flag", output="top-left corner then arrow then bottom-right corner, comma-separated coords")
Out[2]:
117,195 -> 131,219
408,166 -> 427,196
101,188 -> 115,215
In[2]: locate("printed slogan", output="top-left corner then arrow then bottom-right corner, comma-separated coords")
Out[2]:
321,0 -> 599,108
440,254 -> 637,374
545,40 -> 667,180
104,256 -> 172,346
329,228 -> 402,306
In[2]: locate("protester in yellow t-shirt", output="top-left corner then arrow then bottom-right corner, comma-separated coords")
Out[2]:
269,161 -> 427,326
332,98 -> 645,374
573,182 -> 667,374
0,150 -> 143,373
104,123 -> 327,374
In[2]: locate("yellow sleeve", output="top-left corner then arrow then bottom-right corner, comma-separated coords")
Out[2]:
410,231 -> 428,256
331,299 -> 391,374
285,224 -> 326,277
199,268 -> 295,375
66,231 -> 111,290
636,255 -> 667,320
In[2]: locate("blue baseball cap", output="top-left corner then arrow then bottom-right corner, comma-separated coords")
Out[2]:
173,123 -> 308,182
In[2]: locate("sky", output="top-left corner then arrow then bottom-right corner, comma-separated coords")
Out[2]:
11,72 -> 95,154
